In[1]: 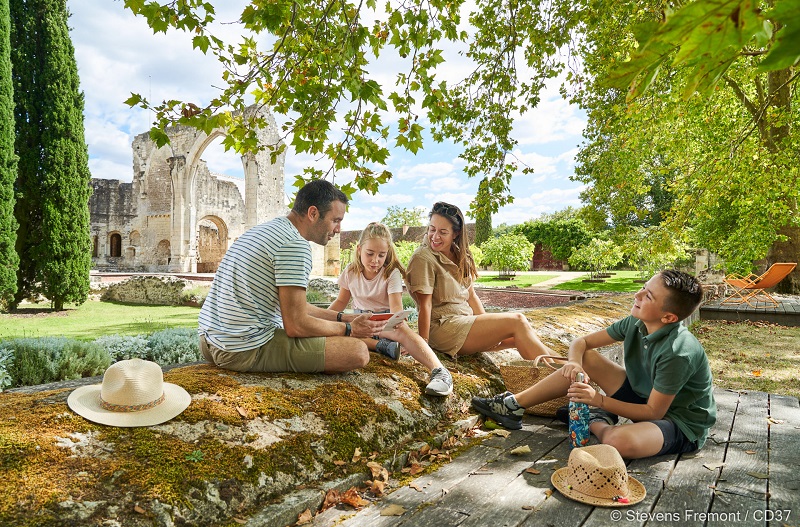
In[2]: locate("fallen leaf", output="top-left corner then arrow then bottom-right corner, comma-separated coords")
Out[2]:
544,489 -> 553,497
367,461 -> 389,482
747,472 -> 769,480
232,518 -> 247,525
751,370 -> 762,377
352,447 -> 362,463
525,467 -> 541,475
409,463 -> 424,475
767,417 -> 785,424
296,509 -> 313,525
236,406 -> 248,419
492,429 -> 511,438
442,436 -> 460,449
370,479 -> 386,496
510,445 -> 532,455
134,505 -> 147,514
522,505 -> 535,510
340,488 -> 369,509
380,504 -> 406,516
703,462 -> 725,471
320,490 -> 340,512
418,444 -> 431,456
333,460 -> 346,466
409,482 -> 424,492
484,420 -> 502,430
745,450 -> 757,455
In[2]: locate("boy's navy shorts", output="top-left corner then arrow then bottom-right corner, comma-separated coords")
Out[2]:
609,378 -> 700,456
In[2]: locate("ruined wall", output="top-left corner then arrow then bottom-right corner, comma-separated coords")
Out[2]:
90,106 -> 333,275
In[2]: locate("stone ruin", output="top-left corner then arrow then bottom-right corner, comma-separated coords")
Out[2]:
89,105 -> 341,276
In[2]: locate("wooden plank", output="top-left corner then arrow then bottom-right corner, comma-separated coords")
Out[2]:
708,390 -> 769,526
410,423 -> 565,527
767,394 -> 800,523
458,425 -> 568,527
322,444 -> 503,527
518,440 -> 594,527
644,388 -> 738,526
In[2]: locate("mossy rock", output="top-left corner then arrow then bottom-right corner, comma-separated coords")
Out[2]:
0,295 -> 630,526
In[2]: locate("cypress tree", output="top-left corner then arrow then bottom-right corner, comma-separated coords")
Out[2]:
11,0 -> 91,310
475,212 -> 492,247
0,0 -> 19,310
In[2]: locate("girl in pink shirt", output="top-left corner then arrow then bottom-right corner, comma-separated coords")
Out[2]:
329,223 -> 453,396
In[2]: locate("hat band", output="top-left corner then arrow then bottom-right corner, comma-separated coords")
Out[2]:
100,392 -> 166,413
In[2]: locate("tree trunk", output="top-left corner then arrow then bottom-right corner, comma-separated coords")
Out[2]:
767,225 -> 800,294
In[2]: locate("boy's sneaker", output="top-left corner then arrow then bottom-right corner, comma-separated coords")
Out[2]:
425,367 -> 453,396
555,404 -> 618,426
375,338 -> 400,360
471,391 -> 524,430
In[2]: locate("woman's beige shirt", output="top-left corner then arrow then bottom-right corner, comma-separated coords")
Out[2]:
406,246 -> 476,357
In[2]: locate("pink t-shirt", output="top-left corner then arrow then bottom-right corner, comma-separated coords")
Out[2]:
337,266 -> 404,312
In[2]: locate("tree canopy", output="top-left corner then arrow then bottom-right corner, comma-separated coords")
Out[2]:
380,205 -> 425,229
124,0 -> 800,290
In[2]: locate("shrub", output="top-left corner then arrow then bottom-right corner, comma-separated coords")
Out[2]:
93,334 -> 150,362
480,233 -> 534,277
2,337 -> 110,388
0,348 -> 13,391
146,328 -> 201,366
181,285 -> 210,306
470,244 -> 484,268
394,240 -> 419,268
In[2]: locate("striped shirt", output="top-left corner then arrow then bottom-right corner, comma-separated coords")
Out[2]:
198,216 -> 312,352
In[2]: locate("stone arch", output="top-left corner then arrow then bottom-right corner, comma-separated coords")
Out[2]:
131,105 -> 286,272
109,232 -> 122,257
130,230 -> 141,246
196,215 -> 228,273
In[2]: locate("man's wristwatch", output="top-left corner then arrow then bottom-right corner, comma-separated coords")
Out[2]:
344,322 -> 351,337
337,311 -> 344,322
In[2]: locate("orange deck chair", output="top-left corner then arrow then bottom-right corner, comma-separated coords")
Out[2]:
722,262 -> 797,308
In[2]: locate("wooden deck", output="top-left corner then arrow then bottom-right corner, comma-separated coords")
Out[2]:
700,296 -> 800,326
313,388 -> 800,527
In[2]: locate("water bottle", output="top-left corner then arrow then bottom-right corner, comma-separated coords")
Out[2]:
569,373 -> 590,449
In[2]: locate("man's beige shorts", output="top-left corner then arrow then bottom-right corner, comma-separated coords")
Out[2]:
200,330 -> 326,373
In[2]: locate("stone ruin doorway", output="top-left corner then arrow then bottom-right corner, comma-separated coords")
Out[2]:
196,216 -> 228,273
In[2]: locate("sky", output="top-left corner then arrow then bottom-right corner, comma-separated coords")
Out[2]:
68,1 -> 588,232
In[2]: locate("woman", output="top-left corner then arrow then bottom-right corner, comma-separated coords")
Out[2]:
406,201 -> 555,359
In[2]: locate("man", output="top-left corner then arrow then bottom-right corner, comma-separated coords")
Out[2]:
199,179 -> 386,373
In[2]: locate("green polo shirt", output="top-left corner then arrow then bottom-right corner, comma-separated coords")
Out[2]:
607,316 -> 717,447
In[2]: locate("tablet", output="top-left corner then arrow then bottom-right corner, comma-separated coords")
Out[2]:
370,310 -> 413,329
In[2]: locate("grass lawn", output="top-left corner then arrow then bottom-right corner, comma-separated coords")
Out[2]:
695,320 -> 800,400
0,300 -> 200,341
550,270 -> 644,292
475,273 -> 558,288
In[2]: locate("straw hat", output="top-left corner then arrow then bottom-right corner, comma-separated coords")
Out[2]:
67,359 -> 191,427
551,445 -> 646,507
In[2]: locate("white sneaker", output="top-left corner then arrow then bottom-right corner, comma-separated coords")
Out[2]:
425,367 -> 453,396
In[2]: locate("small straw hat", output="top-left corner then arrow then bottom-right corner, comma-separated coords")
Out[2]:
551,444 -> 646,507
67,359 -> 191,427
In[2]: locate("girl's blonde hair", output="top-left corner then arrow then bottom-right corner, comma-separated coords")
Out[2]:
349,222 -> 406,279
426,202 -> 477,283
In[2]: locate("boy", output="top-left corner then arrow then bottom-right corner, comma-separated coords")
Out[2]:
472,270 -> 716,459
